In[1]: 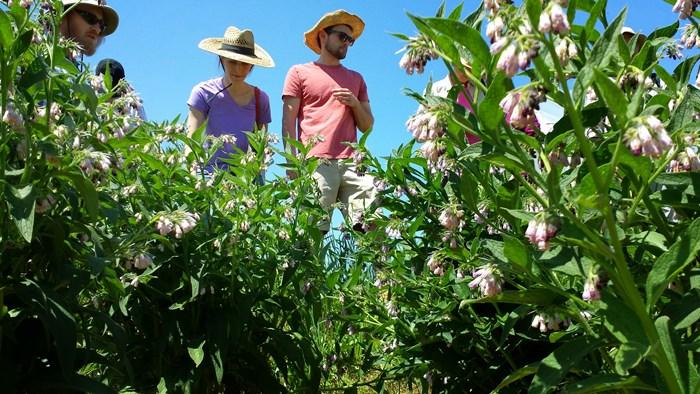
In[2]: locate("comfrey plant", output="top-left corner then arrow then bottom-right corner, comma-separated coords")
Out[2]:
336,1 -> 700,393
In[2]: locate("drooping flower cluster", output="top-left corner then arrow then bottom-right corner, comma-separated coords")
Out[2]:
79,150 -> 112,175
618,66 -> 645,92
582,274 -> 602,301
680,24 -> 700,49
405,105 -> 446,142
426,253 -> 446,276
555,37 -> 578,65
468,265 -> 503,297
492,37 -> 540,78
35,194 -> 56,214
125,253 -> 153,270
499,85 -> 547,130
538,1 -> 570,35
484,0 -> 514,15
525,214 -> 559,251
624,115 -> 674,158
397,33 -> 439,75
669,146 -> 700,172
438,204 -> 465,230
3,103 -> 25,133
155,211 -> 200,239
531,312 -> 570,332
673,0 -> 700,19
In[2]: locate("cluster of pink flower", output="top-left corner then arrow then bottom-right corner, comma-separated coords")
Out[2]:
582,274 -> 602,301
673,0 -> 700,19
156,211 -> 200,239
492,37 -> 540,78
125,253 -> 153,270
79,150 -> 112,174
538,0 -> 570,35
531,312 -> 570,332
624,115 -> 673,158
525,214 -> 559,251
669,146 -> 700,172
484,0 -> 514,15
398,34 -> 439,75
8,0 -> 32,8
680,24 -> 700,49
468,265 -> 503,297
438,205 -> 465,231
427,253 -> 446,276
555,37 -> 578,65
35,194 -> 56,214
3,103 -> 25,133
405,108 -> 445,142
499,85 -> 547,130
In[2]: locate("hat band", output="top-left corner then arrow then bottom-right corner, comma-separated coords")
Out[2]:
220,43 -> 256,57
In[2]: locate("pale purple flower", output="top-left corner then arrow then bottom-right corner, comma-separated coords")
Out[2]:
469,265 -> 503,296
398,34 -> 439,75
240,220 -> 250,232
386,301 -> 399,317
156,216 -> 173,236
496,43 -> 519,77
486,16 -> 505,42
35,194 -> 56,214
385,222 -> 401,239
673,0 -> 700,19
624,116 -> 673,158
555,37 -> 578,65
531,312 -> 569,332
3,104 -> 24,133
525,215 -> 559,251
406,110 -> 444,142
133,253 -> 153,270
582,274 -> 602,301
427,253 -> 445,276
438,205 -> 465,230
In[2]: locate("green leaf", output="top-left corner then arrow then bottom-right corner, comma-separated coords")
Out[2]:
495,362 -> 540,391
188,340 -> 206,368
573,8 -> 626,99
211,349 -> 224,383
478,73 -> 508,134
504,235 -> 530,269
646,218 -> 700,309
656,315 -> 698,393
5,184 -> 35,242
599,293 -> 649,348
667,86 -> 700,134
60,172 -> 99,221
592,68 -> 628,125
525,0 -> 543,33
12,29 -> 32,58
0,11 -> 13,50
673,54 -> 700,87
614,342 -> 648,374
421,18 -> 491,70
564,375 -> 657,393
528,337 -> 603,394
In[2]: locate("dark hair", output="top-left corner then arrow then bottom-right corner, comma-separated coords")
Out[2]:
96,58 -> 125,89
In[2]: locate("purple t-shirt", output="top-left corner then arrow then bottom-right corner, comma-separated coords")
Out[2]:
187,77 -> 271,167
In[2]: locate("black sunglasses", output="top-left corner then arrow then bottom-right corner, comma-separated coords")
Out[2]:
75,9 -> 106,34
327,29 -> 355,46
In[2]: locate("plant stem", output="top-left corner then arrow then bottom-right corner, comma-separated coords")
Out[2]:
543,35 -> 683,394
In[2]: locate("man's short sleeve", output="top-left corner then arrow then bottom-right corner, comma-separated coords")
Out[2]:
358,75 -> 369,102
187,83 -> 209,115
282,66 -> 302,98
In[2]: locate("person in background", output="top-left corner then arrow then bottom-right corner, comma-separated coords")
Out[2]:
282,10 -> 375,233
96,58 -> 147,120
187,26 -> 274,171
60,0 -> 118,57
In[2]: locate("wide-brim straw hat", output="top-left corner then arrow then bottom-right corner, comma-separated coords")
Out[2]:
62,0 -> 119,36
198,26 -> 274,68
304,10 -> 365,54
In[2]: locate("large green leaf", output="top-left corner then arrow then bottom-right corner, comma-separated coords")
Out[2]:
477,73 -> 508,134
0,11 -> 13,50
188,340 -> 206,368
528,337 -> 603,394
667,86 -> 700,134
60,172 -> 99,221
592,68 -> 628,125
673,55 -> 700,87
646,218 -> 700,309
495,362 -> 540,391
5,183 -> 35,242
656,315 -> 700,394
421,17 -> 491,70
598,293 -> 649,348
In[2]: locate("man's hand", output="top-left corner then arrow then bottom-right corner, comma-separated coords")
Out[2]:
332,88 -> 360,108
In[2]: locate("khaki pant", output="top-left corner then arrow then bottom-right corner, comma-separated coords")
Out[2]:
312,159 -> 376,231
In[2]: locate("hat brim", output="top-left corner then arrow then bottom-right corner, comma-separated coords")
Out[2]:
198,38 -> 275,68
304,11 -> 365,54
62,2 -> 119,36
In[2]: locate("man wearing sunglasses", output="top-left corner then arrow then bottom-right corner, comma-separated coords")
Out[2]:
60,0 -> 119,57
282,10 -> 375,233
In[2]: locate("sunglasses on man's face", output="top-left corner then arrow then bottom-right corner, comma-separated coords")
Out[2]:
75,9 -> 105,34
327,30 -> 355,46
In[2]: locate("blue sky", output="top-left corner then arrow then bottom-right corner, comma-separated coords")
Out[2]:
94,0 -> 684,162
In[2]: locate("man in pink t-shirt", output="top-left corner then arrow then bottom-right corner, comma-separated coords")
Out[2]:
282,9 -> 376,232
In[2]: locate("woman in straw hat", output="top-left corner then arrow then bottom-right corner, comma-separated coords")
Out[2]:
187,26 -> 274,170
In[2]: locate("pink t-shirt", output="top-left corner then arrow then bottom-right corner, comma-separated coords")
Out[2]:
282,62 -> 369,159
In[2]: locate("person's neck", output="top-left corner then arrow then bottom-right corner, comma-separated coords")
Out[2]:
223,76 -> 249,94
316,52 -> 341,66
